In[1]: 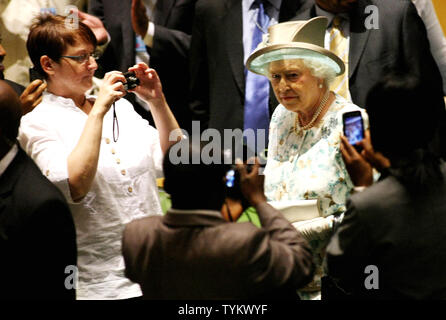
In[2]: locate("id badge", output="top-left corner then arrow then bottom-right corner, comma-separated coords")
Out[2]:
40,7 -> 57,15
135,35 -> 147,52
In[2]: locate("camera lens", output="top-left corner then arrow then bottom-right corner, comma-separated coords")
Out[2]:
122,72 -> 140,91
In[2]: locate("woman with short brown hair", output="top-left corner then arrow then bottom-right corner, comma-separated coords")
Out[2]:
19,14 -> 181,299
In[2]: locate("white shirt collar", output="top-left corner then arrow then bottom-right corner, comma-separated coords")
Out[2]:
43,91 -> 95,112
246,0 -> 281,11
0,143 -> 19,178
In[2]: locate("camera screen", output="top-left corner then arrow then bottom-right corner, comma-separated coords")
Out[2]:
225,169 -> 235,188
344,115 -> 364,146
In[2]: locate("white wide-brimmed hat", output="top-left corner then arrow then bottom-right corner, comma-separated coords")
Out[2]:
246,16 -> 345,77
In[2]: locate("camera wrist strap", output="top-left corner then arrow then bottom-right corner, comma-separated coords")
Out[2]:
112,102 -> 119,142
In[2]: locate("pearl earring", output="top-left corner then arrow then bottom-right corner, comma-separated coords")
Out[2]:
319,84 -> 323,89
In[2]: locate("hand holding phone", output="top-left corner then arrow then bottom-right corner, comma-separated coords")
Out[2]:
20,76 -> 47,115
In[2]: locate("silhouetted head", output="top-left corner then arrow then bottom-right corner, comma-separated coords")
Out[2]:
366,73 -> 440,158
163,139 -> 230,211
366,72 -> 444,192
0,41 -> 6,80
0,80 -> 22,155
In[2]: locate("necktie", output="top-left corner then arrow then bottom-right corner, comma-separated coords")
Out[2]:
329,16 -> 350,100
244,0 -> 270,154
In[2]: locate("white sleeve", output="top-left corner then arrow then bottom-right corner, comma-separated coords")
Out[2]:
147,125 -> 164,179
18,116 -> 74,203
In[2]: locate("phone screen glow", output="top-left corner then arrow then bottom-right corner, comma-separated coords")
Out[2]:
344,115 -> 364,145
225,169 -> 235,188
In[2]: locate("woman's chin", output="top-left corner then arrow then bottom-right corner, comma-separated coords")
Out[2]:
81,79 -> 94,91
282,102 -> 300,113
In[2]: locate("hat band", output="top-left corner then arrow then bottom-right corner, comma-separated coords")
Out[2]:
247,43 -> 345,77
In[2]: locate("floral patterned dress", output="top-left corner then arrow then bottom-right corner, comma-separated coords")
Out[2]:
264,93 -> 368,299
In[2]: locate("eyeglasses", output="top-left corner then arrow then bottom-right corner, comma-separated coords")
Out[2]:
60,52 -> 100,64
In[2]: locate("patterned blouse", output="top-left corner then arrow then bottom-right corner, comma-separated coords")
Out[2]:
264,93 -> 368,299
265,94 -> 368,218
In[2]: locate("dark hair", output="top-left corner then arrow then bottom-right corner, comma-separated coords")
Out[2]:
163,139 -> 230,210
0,81 -> 22,142
26,14 -> 97,78
366,72 -> 444,193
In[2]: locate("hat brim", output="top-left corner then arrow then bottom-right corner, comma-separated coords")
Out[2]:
246,42 -> 345,77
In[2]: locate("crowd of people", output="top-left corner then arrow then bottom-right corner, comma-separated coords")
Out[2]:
0,0 -> 445,301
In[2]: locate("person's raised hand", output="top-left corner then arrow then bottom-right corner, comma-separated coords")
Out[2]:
340,134 -> 373,187
359,130 -> 391,173
128,62 -> 164,102
94,71 -> 126,115
131,0 -> 149,37
236,157 -> 267,207
75,9 -> 109,45
20,80 -> 47,115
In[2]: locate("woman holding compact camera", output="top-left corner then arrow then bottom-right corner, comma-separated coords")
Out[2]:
19,14 -> 181,300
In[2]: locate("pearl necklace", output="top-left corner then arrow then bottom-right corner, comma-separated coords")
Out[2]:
294,90 -> 330,135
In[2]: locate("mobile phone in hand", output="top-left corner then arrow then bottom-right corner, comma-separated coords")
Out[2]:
29,67 -> 44,82
343,111 -> 364,151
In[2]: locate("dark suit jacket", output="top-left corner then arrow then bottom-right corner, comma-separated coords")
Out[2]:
89,0 -> 195,132
122,202 -> 314,299
0,148 -> 77,300
294,0 -> 445,110
189,0 -> 310,132
325,164 -> 446,299
5,79 -> 24,97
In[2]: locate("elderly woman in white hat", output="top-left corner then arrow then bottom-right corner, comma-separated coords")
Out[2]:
246,17 -> 368,299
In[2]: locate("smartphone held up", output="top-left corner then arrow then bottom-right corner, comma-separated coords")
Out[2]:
343,111 -> 365,151
29,67 -> 44,82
